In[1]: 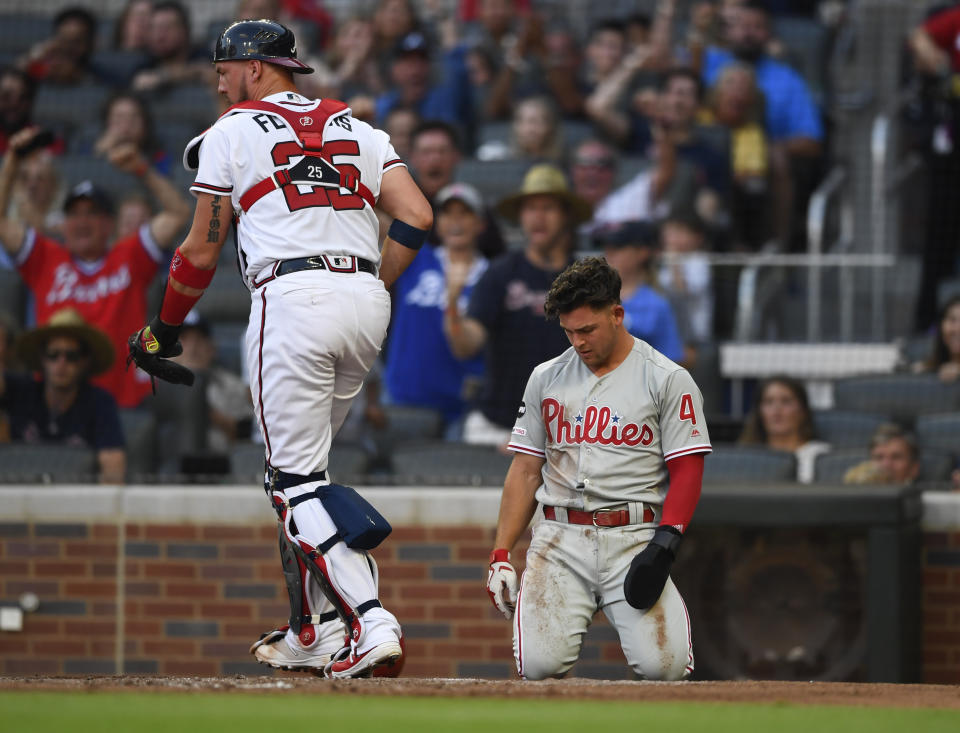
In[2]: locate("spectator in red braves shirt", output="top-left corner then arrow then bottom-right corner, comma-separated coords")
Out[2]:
0,127 -> 192,408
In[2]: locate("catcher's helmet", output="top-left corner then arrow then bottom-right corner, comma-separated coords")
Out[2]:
213,19 -> 313,73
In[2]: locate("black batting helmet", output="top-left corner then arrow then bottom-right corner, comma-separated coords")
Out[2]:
213,19 -> 313,74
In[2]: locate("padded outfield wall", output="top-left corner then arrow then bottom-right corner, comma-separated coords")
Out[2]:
0,485 -> 958,683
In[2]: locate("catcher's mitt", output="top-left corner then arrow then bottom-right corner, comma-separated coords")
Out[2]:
127,320 -> 194,390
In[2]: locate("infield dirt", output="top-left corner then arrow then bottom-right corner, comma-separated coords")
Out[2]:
0,677 -> 958,708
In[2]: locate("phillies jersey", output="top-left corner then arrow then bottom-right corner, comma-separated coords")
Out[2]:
16,225 -> 161,408
508,338 -> 712,510
186,91 -> 405,289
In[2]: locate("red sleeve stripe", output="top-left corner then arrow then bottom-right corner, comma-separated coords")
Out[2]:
383,159 -> 404,169
664,444 -> 712,461
192,182 -> 233,193
507,444 -> 545,457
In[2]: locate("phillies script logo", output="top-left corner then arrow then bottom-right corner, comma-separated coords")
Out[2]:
542,398 -> 653,447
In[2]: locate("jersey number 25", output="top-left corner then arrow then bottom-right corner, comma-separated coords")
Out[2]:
271,140 -> 365,212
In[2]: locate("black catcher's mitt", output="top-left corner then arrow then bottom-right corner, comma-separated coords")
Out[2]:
127,318 -> 194,390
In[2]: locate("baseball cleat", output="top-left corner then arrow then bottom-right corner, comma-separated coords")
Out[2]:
324,639 -> 403,679
252,634 -> 337,675
249,626 -> 288,655
371,635 -> 405,678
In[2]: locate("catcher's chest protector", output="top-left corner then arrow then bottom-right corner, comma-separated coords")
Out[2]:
229,99 -> 375,212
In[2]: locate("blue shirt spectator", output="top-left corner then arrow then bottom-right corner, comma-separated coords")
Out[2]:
385,243 -> 488,426
621,285 -> 684,363
703,48 -> 822,143
701,1 -> 822,145
374,32 -> 472,134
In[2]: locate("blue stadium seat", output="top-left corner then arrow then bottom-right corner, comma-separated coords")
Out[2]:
56,153 -> 146,200
813,449 -> 869,483
455,159 -> 533,204
0,443 -> 98,483
1,14 -> 51,55
832,374 -> 960,424
147,85 -> 218,132
229,440 -> 369,485
914,413 -> 960,456
120,408 -> 157,482
812,410 -> 892,449
389,441 -> 512,485
702,445 -> 797,483
34,84 -> 111,134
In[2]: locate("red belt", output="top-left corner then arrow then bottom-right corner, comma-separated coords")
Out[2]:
543,505 -> 655,527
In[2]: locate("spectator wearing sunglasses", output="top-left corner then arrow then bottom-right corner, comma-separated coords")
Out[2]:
0,308 -> 124,483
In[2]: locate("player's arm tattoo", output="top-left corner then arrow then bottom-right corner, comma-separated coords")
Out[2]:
206,195 -> 222,243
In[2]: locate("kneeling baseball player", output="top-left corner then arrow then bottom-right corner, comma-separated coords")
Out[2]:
486,257 -> 712,680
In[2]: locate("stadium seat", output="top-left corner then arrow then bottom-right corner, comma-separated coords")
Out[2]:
773,16 -> 830,102
814,448 -> 952,484
919,450 -> 955,483
34,84 -> 111,134
229,440 -> 369,485
0,268 -> 28,326
832,374 -> 960,424
120,408 -> 157,482
812,410 -> 892,449
914,413 -> 960,456
702,445 -> 797,483
56,154 -> 146,200
2,14 -> 51,55
194,270 -> 251,322
455,159 -> 533,204
147,85 -> 218,131
0,443 -> 98,483
389,441 -> 512,485
813,449 -> 869,483
209,320 -> 248,376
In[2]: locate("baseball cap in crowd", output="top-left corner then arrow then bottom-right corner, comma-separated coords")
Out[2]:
393,31 -> 430,59
63,180 -> 115,216
592,220 -> 659,250
435,182 -> 485,215
181,309 -> 211,338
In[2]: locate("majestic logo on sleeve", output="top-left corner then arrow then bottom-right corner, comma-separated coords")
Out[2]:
542,398 -> 653,447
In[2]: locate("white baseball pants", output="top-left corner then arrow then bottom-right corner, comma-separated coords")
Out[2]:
514,519 -> 694,680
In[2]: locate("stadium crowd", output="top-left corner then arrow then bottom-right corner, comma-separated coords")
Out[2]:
0,0 -> 957,489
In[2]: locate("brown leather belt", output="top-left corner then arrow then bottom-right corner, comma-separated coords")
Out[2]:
543,504 -> 655,527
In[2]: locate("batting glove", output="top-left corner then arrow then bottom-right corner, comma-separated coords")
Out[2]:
486,549 -> 518,620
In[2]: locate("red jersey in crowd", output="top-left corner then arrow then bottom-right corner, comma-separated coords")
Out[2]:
16,224 -> 163,407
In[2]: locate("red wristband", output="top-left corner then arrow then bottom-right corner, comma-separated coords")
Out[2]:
159,281 -> 203,326
489,549 -> 510,564
169,248 -> 216,290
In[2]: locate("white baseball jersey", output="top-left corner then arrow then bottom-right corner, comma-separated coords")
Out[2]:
508,337 -> 712,510
185,91 -> 405,289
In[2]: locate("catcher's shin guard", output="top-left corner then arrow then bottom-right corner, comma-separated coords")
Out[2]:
277,524 -> 339,645
270,488 -> 382,647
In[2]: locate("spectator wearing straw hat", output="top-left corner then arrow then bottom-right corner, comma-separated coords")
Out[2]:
444,164 -> 592,446
1,308 -> 124,483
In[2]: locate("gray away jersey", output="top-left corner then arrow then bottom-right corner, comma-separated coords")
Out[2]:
508,338 -> 712,510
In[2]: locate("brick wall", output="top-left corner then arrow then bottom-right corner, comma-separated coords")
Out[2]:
920,530 -> 960,684
2,487 -> 959,682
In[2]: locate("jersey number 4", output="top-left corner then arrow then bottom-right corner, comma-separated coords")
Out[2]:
271,140 -> 365,212
679,393 -> 698,425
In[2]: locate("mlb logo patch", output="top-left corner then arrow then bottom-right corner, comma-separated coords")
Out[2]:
322,255 -> 358,272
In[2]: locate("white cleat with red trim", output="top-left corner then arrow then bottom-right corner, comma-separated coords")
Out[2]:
324,639 -> 403,679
